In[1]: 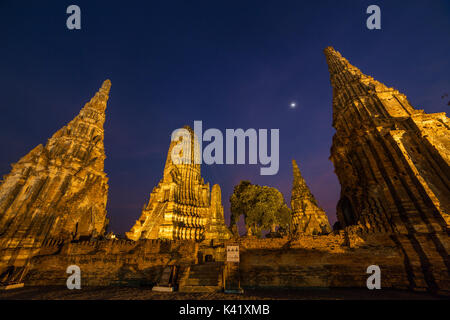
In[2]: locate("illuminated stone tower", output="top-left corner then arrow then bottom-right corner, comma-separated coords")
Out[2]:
0,80 -> 111,267
126,126 -> 231,241
324,47 -> 449,235
290,160 -> 331,235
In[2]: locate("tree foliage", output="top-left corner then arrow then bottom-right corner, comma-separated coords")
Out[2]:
230,181 -> 292,237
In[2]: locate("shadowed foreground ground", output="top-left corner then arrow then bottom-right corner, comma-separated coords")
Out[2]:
0,286 -> 446,300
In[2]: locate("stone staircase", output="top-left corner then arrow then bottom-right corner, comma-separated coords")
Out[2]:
178,262 -> 224,292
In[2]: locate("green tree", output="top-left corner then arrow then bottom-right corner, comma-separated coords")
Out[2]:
276,204 -> 293,236
230,181 -> 259,236
230,181 -> 292,238
230,180 -> 252,227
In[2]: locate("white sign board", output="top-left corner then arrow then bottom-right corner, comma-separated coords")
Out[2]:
226,245 -> 239,262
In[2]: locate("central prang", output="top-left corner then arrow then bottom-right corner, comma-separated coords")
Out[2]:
126,126 -> 231,241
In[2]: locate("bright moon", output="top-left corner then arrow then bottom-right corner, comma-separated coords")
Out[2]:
290,102 -> 296,108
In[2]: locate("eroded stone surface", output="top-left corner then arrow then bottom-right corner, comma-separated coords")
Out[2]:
325,47 -> 449,233
291,160 -> 331,235
1,50 -> 449,296
126,126 -> 231,241
324,47 -> 450,294
0,80 -> 111,271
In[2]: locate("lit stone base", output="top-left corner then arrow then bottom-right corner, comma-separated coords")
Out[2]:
0,283 -> 24,290
152,286 -> 174,292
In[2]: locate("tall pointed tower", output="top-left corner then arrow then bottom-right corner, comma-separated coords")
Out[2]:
324,47 -> 449,234
0,80 -> 111,256
291,160 -> 331,235
126,126 -> 231,241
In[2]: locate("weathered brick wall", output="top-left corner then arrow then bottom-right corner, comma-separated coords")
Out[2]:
21,232 -> 450,294
25,239 -> 197,286
237,233 -> 449,293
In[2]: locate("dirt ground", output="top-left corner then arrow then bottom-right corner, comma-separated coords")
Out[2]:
0,286 -> 446,300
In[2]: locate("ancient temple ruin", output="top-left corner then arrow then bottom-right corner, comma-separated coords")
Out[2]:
291,160 -> 331,235
325,47 -> 449,233
126,126 -> 231,241
0,48 -> 449,295
0,80 -> 111,274
325,47 -> 450,293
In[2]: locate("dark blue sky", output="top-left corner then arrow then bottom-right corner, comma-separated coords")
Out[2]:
0,1 -> 449,235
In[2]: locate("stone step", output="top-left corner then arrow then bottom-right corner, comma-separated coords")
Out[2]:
186,272 -> 221,280
186,276 -> 219,280
179,285 -> 222,293
190,265 -> 221,269
190,264 -> 221,270
189,268 -> 220,271
178,262 -> 224,292
189,267 -> 221,275
185,279 -> 219,286
189,270 -> 220,276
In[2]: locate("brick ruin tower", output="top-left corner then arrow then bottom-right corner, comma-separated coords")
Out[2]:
291,160 -> 331,235
126,126 -> 231,241
0,80 -> 111,270
325,47 -> 450,292
324,47 -> 449,233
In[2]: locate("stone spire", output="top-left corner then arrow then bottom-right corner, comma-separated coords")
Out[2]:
290,160 -> 331,235
205,184 -> 232,240
292,160 -> 317,208
0,80 -> 111,259
325,46 -> 449,234
126,126 -> 230,241
162,125 -> 202,188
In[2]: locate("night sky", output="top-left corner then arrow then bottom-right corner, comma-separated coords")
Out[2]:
0,1 -> 449,235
